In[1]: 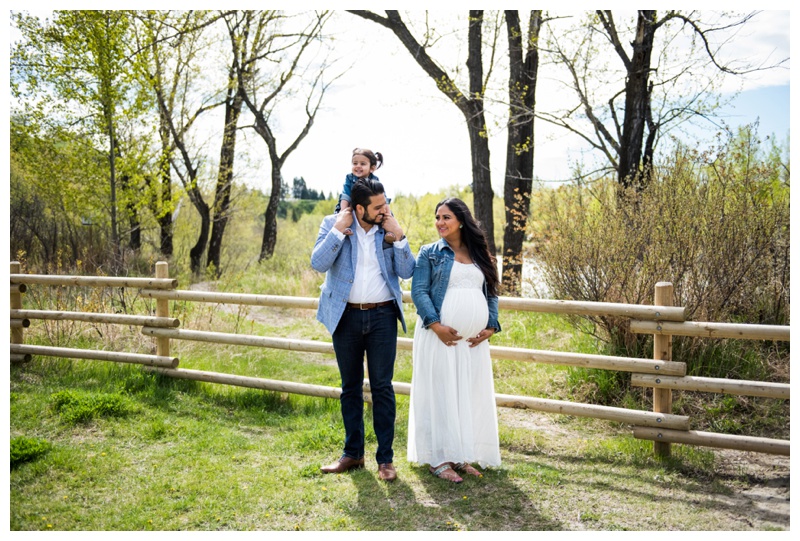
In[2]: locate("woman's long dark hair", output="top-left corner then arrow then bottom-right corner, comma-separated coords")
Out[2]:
436,197 -> 500,296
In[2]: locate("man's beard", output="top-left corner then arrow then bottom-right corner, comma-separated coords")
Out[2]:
361,208 -> 384,226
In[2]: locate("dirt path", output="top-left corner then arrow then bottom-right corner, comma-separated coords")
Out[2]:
498,408 -> 790,529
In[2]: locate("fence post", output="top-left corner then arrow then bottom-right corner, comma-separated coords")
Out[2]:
653,282 -> 674,457
155,261 -> 170,358
10,261 -> 24,349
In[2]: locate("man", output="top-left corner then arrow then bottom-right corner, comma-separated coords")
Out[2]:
311,178 -> 414,482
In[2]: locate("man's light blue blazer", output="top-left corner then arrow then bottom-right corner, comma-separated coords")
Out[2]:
311,214 -> 415,335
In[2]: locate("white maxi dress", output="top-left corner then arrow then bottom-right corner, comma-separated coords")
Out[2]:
407,261 -> 501,468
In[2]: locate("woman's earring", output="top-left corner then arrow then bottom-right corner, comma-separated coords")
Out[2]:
459,224 -> 463,229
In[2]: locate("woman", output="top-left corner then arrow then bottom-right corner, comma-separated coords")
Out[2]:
407,197 -> 502,483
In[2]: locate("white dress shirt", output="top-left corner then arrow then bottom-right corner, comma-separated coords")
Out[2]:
331,218 -> 408,304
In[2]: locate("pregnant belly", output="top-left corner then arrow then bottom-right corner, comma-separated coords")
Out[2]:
439,289 -> 489,339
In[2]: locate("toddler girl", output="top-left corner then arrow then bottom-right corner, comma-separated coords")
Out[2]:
336,147 -> 384,213
337,148 -> 394,241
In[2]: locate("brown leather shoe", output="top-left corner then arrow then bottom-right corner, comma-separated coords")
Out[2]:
378,462 -> 397,482
320,456 -> 365,474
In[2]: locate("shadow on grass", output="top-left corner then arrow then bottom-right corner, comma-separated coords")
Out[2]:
337,462 -> 563,531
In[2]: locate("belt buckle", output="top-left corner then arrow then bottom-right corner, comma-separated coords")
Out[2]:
359,303 -> 369,310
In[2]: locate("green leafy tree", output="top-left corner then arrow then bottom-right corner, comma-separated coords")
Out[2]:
132,10 -> 237,276
292,176 -> 308,199
10,118 -> 108,269
12,10 -> 150,270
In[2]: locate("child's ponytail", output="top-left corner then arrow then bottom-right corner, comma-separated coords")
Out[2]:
352,148 -> 383,170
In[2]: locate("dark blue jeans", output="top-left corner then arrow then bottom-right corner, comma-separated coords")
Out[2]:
331,303 -> 397,465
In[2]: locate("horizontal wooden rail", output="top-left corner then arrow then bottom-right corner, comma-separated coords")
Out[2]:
139,288 -> 318,309
630,320 -> 790,341
495,393 -> 689,430
145,367 -> 686,429
146,367 -> 413,401
10,318 -> 30,328
496,297 -> 685,321
143,327 -> 686,376
488,344 -> 686,376
11,309 -> 180,328
10,353 -> 31,363
141,289 -> 684,322
633,427 -> 789,456
11,284 -> 27,294
11,344 -> 179,368
631,374 -> 790,400
142,327 -> 335,354
10,273 -> 177,290
403,292 -> 685,321
148,367 -> 345,399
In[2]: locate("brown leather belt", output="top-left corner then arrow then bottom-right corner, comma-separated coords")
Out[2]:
346,300 -> 394,310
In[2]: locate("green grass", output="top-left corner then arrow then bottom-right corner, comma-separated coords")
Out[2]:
49,389 -> 135,425
10,436 -> 52,468
10,351 -> 787,531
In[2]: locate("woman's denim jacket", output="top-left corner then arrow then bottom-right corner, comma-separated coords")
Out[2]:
411,238 -> 501,332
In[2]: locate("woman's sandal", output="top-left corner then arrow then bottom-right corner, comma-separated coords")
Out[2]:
454,462 -> 483,478
430,463 -> 463,483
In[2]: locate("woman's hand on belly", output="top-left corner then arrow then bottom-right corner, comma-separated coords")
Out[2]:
466,328 -> 495,348
429,322 -> 463,347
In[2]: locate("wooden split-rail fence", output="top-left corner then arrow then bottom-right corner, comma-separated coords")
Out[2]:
9,261 -> 790,458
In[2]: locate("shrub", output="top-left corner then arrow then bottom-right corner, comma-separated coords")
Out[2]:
530,127 -> 789,407
49,389 -> 134,425
533,127 -> 789,361
11,436 -> 51,468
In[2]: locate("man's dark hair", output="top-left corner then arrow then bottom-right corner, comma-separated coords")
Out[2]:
350,178 -> 385,210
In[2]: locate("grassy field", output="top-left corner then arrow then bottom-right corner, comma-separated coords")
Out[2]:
8,205 -> 789,531
9,301 -> 790,531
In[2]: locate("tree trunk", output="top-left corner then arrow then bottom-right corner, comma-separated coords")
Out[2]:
106,111 -> 120,271
466,10 -> 495,254
189,198 -> 210,275
259,162 -> 283,261
128,208 -> 141,251
65,218 -> 79,263
466,104 -> 494,248
121,173 -> 141,252
501,11 -> 540,295
618,10 -> 656,190
158,188 -> 173,256
158,113 -> 173,257
207,79 -> 243,276
49,219 -> 57,267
